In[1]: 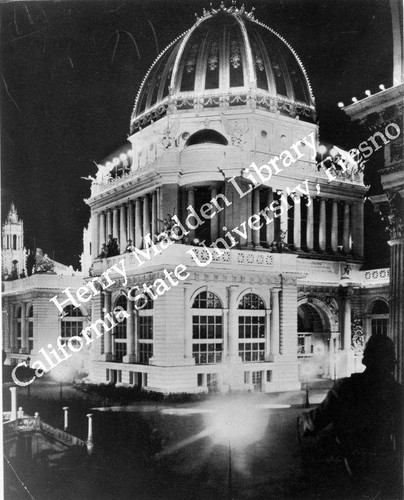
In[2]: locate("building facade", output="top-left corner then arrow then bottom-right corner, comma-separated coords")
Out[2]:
80,6 -> 388,394
2,204 -> 89,377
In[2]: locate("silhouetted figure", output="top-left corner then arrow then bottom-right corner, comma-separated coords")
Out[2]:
125,239 -> 135,253
110,238 -> 119,256
97,244 -> 108,259
106,234 -> 113,256
299,335 -> 402,498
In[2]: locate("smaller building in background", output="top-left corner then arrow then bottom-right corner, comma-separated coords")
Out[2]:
2,203 -> 28,280
1,204 -> 89,379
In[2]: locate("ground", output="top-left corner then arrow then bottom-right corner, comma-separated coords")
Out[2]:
3,379 -> 362,500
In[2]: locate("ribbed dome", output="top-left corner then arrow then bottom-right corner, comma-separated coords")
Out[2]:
130,4 -> 315,133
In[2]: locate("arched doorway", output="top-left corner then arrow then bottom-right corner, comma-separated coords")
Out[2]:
297,302 -> 332,380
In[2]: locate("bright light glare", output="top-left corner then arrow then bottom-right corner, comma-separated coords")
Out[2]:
206,400 -> 267,448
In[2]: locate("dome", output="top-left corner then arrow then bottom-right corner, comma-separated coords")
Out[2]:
130,3 -> 315,133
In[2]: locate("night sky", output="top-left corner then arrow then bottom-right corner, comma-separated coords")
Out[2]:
1,0 -> 393,269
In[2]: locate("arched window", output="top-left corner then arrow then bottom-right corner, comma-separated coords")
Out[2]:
114,295 -> 127,363
16,307 -> 22,351
192,291 -> 223,364
370,299 -> 389,336
13,234 -> 17,250
138,295 -> 153,364
237,293 -> 265,362
185,129 -> 228,147
61,305 -> 84,348
28,305 -> 34,352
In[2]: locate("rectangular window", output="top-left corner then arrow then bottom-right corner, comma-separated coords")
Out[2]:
139,343 -> 153,364
244,371 -> 250,384
238,316 -> 265,339
115,343 -> 127,363
139,317 -> 153,339
266,370 -> 272,382
192,315 -> 222,339
371,318 -> 388,336
28,322 -> 34,352
106,369 -> 110,381
238,342 -> 265,362
197,373 -> 204,387
192,343 -> 222,364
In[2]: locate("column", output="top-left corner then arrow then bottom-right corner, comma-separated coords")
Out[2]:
331,201 -> 338,253
20,302 -> 27,353
124,298 -> 135,363
106,211 -> 113,239
388,238 -> 404,383
10,387 -> 17,421
63,407 -> 69,431
280,198 -> 288,236
119,205 -> 127,250
104,292 -> 112,361
319,199 -> 326,252
91,212 -> 99,260
351,202 -> 364,257
4,305 -> 10,351
127,202 -> 134,244
135,199 -> 143,248
252,188 -> 260,247
210,187 -> 219,242
184,286 -> 193,360
86,414 -> 94,454
152,191 -> 158,237
112,208 -> 119,240
228,286 -> 239,360
343,290 -> 352,351
265,308 -> 272,360
246,190 -> 253,246
9,304 -> 15,352
222,307 -> 229,359
306,199 -> 314,251
187,188 -> 195,241
133,309 -> 139,362
293,195 -> 301,250
270,289 -> 280,356
266,189 -> 274,246
343,202 -> 350,254
99,212 -> 106,248
143,195 -> 150,241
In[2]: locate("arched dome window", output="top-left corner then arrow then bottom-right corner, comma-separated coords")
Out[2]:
237,293 -> 266,363
370,299 -> 389,315
185,129 -> 228,147
114,295 -> 127,363
192,291 -> 223,364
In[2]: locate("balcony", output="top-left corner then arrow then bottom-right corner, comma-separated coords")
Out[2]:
91,242 -> 300,277
2,273 -> 85,295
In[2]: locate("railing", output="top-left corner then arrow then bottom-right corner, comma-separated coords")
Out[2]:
3,420 -> 17,437
362,268 -> 390,283
92,243 -> 299,276
41,421 -> 86,447
3,273 -> 84,294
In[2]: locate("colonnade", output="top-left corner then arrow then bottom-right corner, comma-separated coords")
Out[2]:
90,184 -> 363,259
91,188 -> 161,259
251,188 -> 363,255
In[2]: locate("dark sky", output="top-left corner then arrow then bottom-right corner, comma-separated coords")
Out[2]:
1,0 -> 393,269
